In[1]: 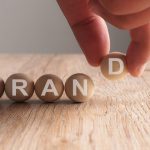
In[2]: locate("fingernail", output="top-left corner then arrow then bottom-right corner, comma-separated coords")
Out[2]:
135,64 -> 147,77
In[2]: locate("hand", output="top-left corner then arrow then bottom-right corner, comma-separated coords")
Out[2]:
57,0 -> 150,76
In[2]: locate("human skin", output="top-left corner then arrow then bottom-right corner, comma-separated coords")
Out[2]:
57,0 -> 150,76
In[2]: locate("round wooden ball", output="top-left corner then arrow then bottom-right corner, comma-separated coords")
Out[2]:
100,52 -> 128,80
35,74 -> 64,102
5,73 -> 34,102
0,78 -> 4,98
65,73 -> 94,103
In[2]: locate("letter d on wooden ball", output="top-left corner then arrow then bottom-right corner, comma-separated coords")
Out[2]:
100,52 -> 128,80
5,74 -> 34,102
65,73 -> 94,103
35,74 -> 64,102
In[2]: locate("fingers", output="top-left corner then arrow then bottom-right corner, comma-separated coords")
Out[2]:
92,1 -> 150,76
99,0 -> 150,15
126,23 -> 150,76
57,0 -> 150,77
94,2 -> 150,30
57,0 -> 110,66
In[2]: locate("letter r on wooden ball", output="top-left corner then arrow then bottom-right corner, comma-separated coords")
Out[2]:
65,73 -> 94,103
35,74 -> 64,102
5,73 -> 34,102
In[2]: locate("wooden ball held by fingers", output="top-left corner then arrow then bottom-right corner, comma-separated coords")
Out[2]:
35,74 -> 64,102
65,73 -> 94,103
5,73 -> 34,102
100,52 -> 128,80
0,78 -> 4,98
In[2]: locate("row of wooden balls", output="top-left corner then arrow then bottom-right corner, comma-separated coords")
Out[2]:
0,73 -> 94,103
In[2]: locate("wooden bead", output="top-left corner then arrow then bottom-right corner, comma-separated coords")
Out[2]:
5,73 -> 34,102
65,73 -> 94,103
0,78 -> 4,98
100,52 -> 128,80
35,74 -> 64,102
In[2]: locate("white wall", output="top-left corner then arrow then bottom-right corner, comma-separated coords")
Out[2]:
0,0 -> 130,53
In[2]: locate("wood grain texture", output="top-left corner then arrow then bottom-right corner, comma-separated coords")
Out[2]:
0,54 -> 150,150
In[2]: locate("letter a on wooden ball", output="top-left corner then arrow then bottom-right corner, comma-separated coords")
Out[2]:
65,73 -> 94,103
0,78 -> 4,98
100,52 -> 128,80
35,74 -> 64,102
5,73 -> 34,102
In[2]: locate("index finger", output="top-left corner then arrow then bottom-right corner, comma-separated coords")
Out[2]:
57,0 -> 110,66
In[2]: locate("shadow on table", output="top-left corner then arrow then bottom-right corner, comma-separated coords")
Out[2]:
0,100 -> 81,120
0,99 -> 84,111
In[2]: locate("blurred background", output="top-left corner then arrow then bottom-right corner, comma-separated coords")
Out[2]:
0,0 -> 130,53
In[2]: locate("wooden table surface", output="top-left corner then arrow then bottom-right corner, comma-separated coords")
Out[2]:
0,54 -> 150,150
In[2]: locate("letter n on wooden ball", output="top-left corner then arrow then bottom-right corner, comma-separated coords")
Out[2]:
5,73 -> 34,102
65,73 -> 94,103
35,74 -> 64,102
